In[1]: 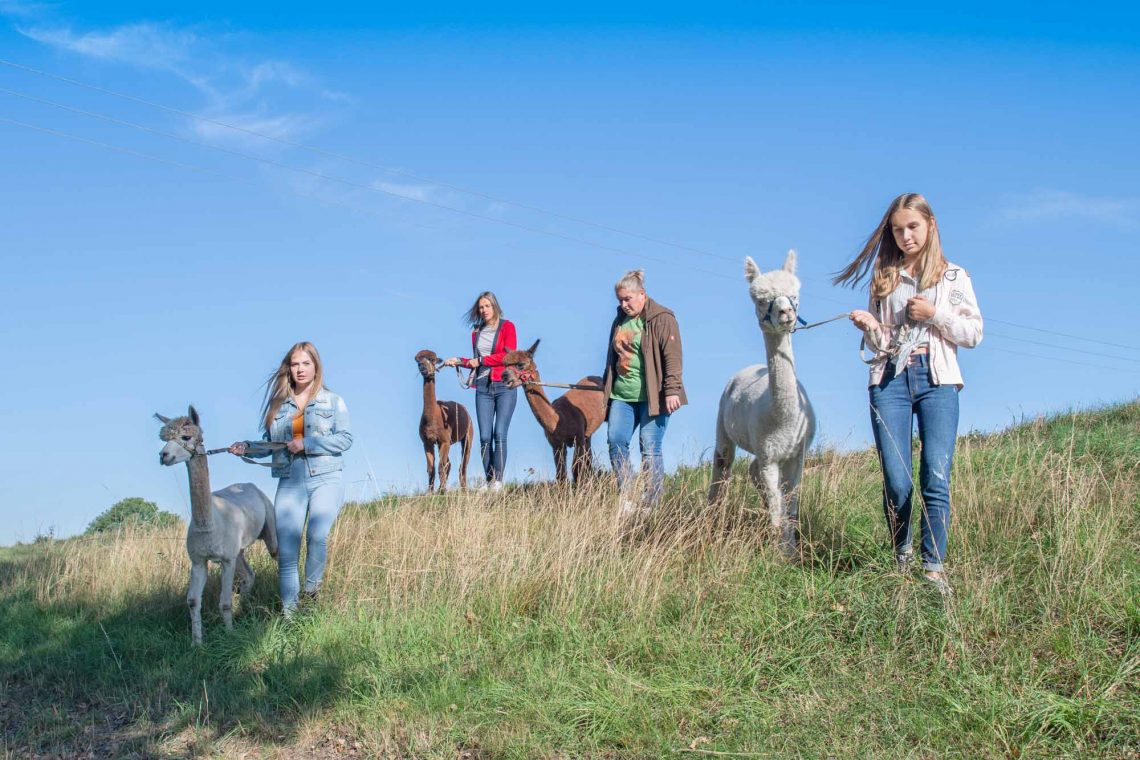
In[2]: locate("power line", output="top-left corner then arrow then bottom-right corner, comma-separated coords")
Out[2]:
987,330 -> 1140,364
0,114 -> 722,277
0,57 -> 740,265
4,62 -> 1136,360
986,317 -> 1140,353
0,86 -> 736,280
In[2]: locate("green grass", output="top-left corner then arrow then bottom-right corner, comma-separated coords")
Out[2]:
2,401 -> 1137,758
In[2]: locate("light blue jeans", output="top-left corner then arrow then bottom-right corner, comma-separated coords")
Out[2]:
274,456 -> 344,613
607,399 -> 671,506
869,354 -> 960,572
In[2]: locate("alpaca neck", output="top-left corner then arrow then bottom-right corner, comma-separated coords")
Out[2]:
186,454 -> 214,529
422,377 -> 441,422
522,382 -> 560,434
763,330 -> 799,416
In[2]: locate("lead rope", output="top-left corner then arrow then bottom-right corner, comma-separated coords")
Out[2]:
204,441 -> 287,467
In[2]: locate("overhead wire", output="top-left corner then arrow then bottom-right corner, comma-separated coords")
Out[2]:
2,64 -> 1137,374
0,57 -> 740,265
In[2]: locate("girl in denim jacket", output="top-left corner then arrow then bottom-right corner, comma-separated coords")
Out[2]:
834,193 -> 983,596
229,341 -> 353,614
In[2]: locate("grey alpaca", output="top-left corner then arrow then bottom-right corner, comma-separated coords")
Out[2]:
156,406 -> 278,646
708,250 -> 817,554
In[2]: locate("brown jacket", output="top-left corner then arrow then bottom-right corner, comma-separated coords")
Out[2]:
602,297 -> 687,417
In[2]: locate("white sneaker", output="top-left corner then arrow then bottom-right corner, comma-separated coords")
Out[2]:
490,480 -> 504,492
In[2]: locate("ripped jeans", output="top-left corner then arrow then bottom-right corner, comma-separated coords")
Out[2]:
869,354 -> 959,572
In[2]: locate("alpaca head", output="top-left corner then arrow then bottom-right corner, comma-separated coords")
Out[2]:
501,339 -> 541,389
744,250 -> 801,334
415,349 -> 440,379
155,405 -> 204,465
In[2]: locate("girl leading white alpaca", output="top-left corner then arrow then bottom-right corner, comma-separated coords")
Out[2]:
835,193 -> 983,596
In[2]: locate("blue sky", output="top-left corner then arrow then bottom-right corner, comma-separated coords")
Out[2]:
2,2 -> 1137,544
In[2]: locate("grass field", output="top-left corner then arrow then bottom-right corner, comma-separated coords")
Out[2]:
2,401 -> 1137,758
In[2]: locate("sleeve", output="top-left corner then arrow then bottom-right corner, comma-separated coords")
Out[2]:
928,270 -> 983,348
862,293 -> 892,352
304,396 -> 354,455
241,414 -> 277,457
480,320 -> 516,368
659,314 -> 685,396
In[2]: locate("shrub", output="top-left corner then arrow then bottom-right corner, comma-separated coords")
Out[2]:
84,497 -> 181,535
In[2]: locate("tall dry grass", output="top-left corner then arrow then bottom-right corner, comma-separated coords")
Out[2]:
29,405 -> 1136,633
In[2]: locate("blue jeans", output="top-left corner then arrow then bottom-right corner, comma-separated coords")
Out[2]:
869,354 -> 960,572
475,376 -> 517,483
274,456 -> 344,613
607,399 -> 670,506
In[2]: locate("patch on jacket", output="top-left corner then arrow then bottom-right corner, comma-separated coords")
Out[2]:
950,289 -> 964,305
945,268 -> 959,281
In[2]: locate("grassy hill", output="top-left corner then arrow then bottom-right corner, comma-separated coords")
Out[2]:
2,401 -> 1137,758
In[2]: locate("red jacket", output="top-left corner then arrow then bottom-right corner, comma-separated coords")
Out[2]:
461,319 -> 517,383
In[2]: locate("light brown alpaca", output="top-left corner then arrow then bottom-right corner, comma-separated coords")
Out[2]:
501,340 -> 605,483
415,350 -> 473,492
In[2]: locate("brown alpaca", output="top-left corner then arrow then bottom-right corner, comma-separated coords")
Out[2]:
415,350 -> 473,492
501,340 -> 605,483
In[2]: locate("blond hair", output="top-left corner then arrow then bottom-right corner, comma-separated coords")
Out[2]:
614,269 -> 646,294
833,193 -> 947,299
261,341 -> 325,432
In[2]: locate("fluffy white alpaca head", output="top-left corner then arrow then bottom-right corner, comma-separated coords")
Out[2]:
744,249 -> 801,334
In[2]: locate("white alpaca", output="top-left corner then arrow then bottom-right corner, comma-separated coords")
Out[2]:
708,250 -> 817,554
156,406 -> 277,646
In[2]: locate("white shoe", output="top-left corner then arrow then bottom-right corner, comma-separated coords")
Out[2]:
490,480 -> 504,492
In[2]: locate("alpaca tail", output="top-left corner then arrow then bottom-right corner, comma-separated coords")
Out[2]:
260,490 -> 278,559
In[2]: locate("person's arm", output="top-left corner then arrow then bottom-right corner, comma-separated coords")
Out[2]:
304,396 -> 354,455
659,314 -> 685,411
928,270 -> 983,348
479,320 -> 517,368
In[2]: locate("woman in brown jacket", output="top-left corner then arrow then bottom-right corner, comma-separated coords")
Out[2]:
602,269 -> 687,518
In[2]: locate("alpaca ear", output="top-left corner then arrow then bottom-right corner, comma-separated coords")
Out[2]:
154,413 -> 171,424
528,339 -> 541,355
188,405 -> 200,426
783,249 -> 797,274
744,256 -> 761,282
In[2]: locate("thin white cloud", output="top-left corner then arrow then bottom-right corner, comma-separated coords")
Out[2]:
373,181 -> 438,203
192,111 -> 319,146
17,22 -> 198,69
7,9 -> 335,146
1002,189 -> 1140,229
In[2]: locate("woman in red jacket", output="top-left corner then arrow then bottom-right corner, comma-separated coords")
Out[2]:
443,291 -> 518,491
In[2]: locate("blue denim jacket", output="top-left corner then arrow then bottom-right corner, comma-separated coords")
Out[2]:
246,389 -> 353,478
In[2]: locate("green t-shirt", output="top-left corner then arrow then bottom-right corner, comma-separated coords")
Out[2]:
611,315 -> 647,402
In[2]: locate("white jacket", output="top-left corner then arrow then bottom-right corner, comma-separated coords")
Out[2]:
862,261 -> 983,387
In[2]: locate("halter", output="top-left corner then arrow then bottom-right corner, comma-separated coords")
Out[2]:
759,294 -> 806,330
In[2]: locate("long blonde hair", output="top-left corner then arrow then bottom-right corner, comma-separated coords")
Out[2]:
832,193 -> 947,299
261,341 -> 325,432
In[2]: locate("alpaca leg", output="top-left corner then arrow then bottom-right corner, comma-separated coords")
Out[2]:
424,443 -> 437,493
438,441 -> 452,493
260,495 -> 278,559
459,423 -> 472,490
779,455 -> 805,554
236,550 -> 255,595
218,558 -> 237,631
187,561 -> 207,646
571,438 -> 587,484
708,415 -> 736,505
553,444 -> 568,482
751,459 -> 783,527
